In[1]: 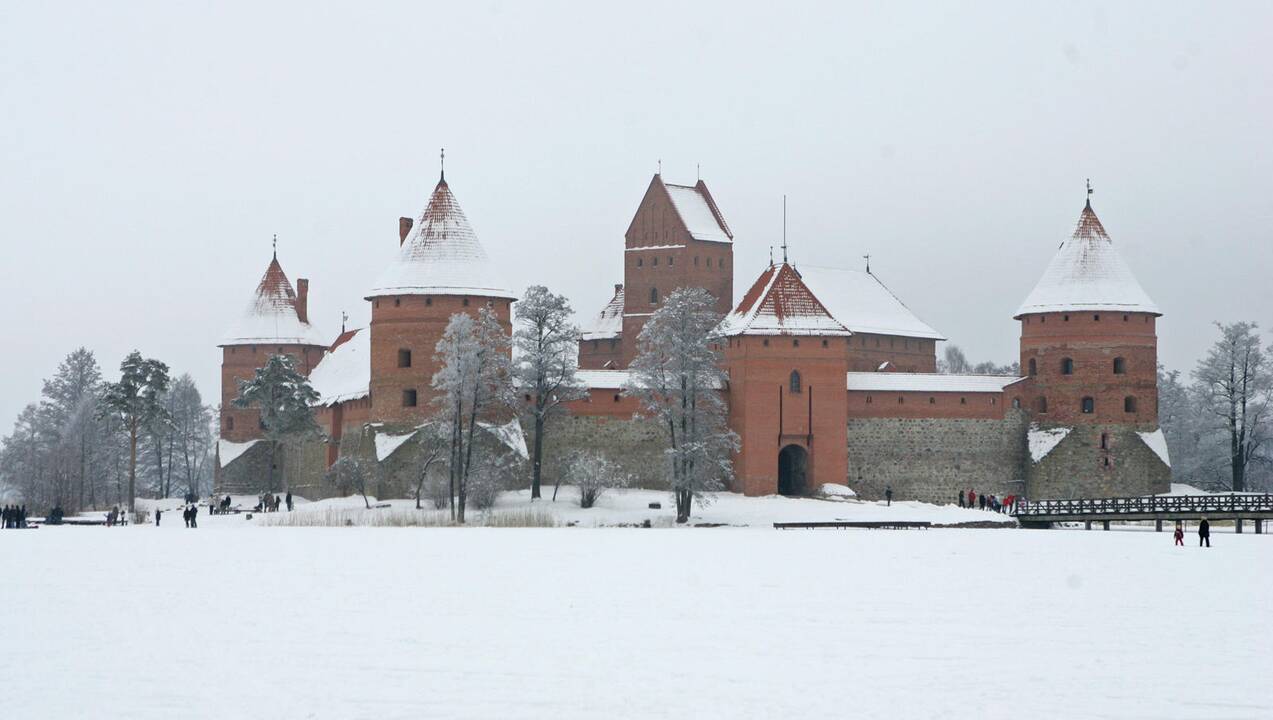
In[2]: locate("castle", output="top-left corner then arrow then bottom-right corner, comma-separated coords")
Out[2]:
216,168 -> 1171,502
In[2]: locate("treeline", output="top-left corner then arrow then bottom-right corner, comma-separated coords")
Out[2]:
0,348 -> 215,513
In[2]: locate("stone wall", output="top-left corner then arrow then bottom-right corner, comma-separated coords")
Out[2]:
846,409 -> 1030,503
533,412 -> 670,491
215,439 -> 328,497
1026,423 -> 1170,499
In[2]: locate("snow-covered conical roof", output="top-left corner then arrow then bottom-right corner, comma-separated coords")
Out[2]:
367,177 -> 515,300
1015,200 -> 1160,318
219,255 -> 328,347
720,263 -> 852,336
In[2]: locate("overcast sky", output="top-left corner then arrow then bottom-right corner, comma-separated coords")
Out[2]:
2,1 -> 1270,425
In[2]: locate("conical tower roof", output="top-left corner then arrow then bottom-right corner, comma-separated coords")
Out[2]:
367,177 -> 514,300
220,255 -> 328,347
719,263 -> 852,336
1015,200 -> 1160,318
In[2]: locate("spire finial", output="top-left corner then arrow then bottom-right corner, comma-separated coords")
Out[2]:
1085,178 -> 1093,209
863,253 -> 871,274
341,311 -> 348,334
440,147 -> 445,182
696,162 -> 700,182
769,245 -> 774,267
272,233 -> 277,260
781,195 -> 789,264
657,158 -> 662,176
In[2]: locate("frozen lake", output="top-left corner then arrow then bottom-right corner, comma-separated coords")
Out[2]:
3,523 -> 1269,719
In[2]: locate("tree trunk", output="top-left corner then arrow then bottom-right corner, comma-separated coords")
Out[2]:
532,413 -> 544,500
127,423 -> 138,514
267,440 -> 277,495
676,488 -> 691,524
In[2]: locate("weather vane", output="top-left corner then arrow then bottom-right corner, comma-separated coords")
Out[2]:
272,233 -> 277,259
440,147 -> 445,181
657,158 -> 662,175
863,253 -> 871,274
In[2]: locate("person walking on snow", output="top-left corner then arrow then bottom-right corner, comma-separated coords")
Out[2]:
1173,521 -> 1184,546
155,508 -> 162,527
1198,518 -> 1210,547
189,503 -> 197,529
285,491 -> 293,512
885,485 -> 893,507
958,490 -> 965,508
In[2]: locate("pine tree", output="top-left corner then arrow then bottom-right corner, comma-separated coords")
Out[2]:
513,285 -> 587,500
97,351 -> 171,514
625,288 -> 738,523
233,354 -> 321,494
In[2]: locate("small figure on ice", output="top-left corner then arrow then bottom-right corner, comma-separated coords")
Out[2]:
884,485 -> 893,507
1198,517 -> 1210,547
1173,521 -> 1184,546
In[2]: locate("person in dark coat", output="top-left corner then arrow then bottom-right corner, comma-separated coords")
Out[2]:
182,505 -> 191,528
1198,518 -> 1210,547
155,508 -> 162,527
978,493 -> 986,510
189,504 -> 197,529
958,490 -> 965,508
884,485 -> 893,507
285,491 -> 293,512
2,505 -> 9,528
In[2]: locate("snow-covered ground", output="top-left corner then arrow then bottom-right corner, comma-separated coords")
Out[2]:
3,516 -> 1270,718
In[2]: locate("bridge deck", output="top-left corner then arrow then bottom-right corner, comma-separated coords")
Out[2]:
1013,494 -> 1273,525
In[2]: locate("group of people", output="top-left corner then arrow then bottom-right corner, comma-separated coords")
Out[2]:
1174,519 -> 1211,547
2,505 -> 28,529
181,504 -> 198,528
958,489 -> 1017,514
104,506 -> 126,526
254,492 -> 292,513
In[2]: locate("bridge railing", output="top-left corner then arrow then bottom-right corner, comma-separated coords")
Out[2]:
1012,493 -> 1273,518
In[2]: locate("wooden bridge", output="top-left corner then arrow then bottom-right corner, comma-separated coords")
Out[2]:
1012,493 -> 1273,532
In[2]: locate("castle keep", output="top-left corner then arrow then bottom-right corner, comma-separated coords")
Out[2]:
216,169 -> 1170,501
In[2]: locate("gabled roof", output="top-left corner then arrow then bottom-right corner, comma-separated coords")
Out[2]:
219,255 -> 328,347
795,265 -> 945,340
367,177 -> 515,300
663,180 -> 733,243
1015,200 -> 1160,318
720,263 -> 852,337
580,285 -> 624,341
307,327 -> 370,406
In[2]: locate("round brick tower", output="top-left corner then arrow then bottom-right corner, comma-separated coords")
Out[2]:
1016,194 -> 1169,497
364,170 -> 515,426
218,252 -> 329,444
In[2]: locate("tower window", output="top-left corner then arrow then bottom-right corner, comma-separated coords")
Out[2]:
789,370 -> 802,394
668,256 -> 673,266
1123,315 -> 1129,322
821,339 -> 828,348
638,258 -> 643,267
898,396 -> 904,404
1103,456 -> 1111,468
653,257 -> 658,266
1100,433 -> 1109,449
1093,314 -> 1100,321
793,339 -> 799,347
1028,358 -> 1037,376
402,389 -> 418,407
1081,397 -> 1095,414
929,397 -> 936,404
1061,357 -> 1074,375
1124,396 -> 1137,413
649,287 -> 659,304
1012,397 -> 1021,409
960,397 -> 966,405
694,256 -> 699,266
613,394 -> 620,403
398,349 -> 412,368
1064,314 -> 1070,321
462,298 -> 470,307
394,297 -> 401,307
707,258 -> 712,267
226,416 -> 234,431
1113,357 -> 1126,374
1037,397 -> 1048,413
426,297 -> 433,306
763,338 -> 769,347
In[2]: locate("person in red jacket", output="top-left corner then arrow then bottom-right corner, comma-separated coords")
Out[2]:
1173,521 -> 1184,546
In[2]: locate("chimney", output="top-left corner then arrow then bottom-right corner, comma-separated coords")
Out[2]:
296,279 -> 309,324
399,217 -> 414,245
614,283 -> 623,295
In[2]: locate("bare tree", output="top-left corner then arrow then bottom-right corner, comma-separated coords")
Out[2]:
1193,322 -> 1271,491
413,422 -> 447,510
513,285 -> 587,500
625,288 -> 738,523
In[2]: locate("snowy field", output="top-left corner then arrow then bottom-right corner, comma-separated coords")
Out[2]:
3,516 -> 1270,719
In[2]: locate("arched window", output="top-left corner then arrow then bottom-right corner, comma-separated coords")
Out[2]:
789,370 -> 802,394
1036,396 -> 1048,414
1028,358 -> 1037,376
649,287 -> 659,304
1124,396 -> 1137,413
1081,397 -> 1095,414
1061,357 -> 1074,375
1012,397 -> 1021,409
1113,357 -> 1126,374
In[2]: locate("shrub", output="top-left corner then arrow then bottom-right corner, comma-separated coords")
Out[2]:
564,451 -> 631,508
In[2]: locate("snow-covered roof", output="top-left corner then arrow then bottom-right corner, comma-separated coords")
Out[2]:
846,372 -> 1024,393
217,438 -> 261,468
1028,424 -> 1071,464
576,369 -> 630,389
794,266 -> 945,340
1015,201 -> 1160,318
663,182 -> 732,244
367,177 -> 515,300
307,328 -> 371,406
580,285 -> 624,341
374,429 -> 417,462
219,256 -> 328,347
720,263 -> 852,337
1137,428 -> 1171,467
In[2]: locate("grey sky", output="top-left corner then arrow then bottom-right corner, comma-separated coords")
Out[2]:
2,1 -> 1270,425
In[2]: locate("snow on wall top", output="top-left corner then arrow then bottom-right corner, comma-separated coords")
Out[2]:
367,178 -> 515,300
219,256 -> 328,347
580,285 -> 624,340
1137,428 -> 1171,468
217,438 -> 260,468
1015,201 -> 1160,318
720,263 -> 852,337
374,429 -> 418,462
478,418 -> 529,461
1028,424 -> 1071,463
795,265 -> 945,340
664,182 -> 732,244
846,372 -> 1024,393
307,328 -> 371,406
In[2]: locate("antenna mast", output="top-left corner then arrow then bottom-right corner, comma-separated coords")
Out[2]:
781,195 -> 788,264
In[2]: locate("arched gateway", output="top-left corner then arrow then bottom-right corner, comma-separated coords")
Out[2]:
778,444 -> 809,496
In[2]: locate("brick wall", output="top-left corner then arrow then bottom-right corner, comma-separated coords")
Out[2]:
846,333 -> 938,372
578,336 -> 624,370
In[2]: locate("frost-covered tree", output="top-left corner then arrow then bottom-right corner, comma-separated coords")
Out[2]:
98,351 -> 170,514
625,288 -> 738,523
326,454 -> 375,509
40,348 -> 104,510
1192,322 -> 1271,491
513,285 -> 587,500
938,344 -> 1018,375
233,354 -> 321,493
564,450 -> 630,508
431,307 -> 514,524
413,421 -> 447,510
168,375 -> 214,499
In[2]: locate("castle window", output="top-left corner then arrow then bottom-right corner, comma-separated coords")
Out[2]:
866,395 -> 872,404
1064,314 -> 1070,321
1028,358 -> 1037,376
1124,396 -> 1137,413
929,397 -> 935,404
960,397 -> 966,405
821,339 -> 828,348
226,416 -> 234,431
638,258 -> 643,267
898,396 -> 904,404
397,349 -> 412,368
1081,397 -> 1095,414
613,394 -> 620,403
694,256 -> 699,266
1040,316 -> 1045,324
706,258 -> 712,267
991,397 -> 996,405
790,370 -> 802,394
1012,397 -> 1021,409
1093,314 -> 1100,321
763,338 -> 769,347
1100,433 -> 1108,449
394,297 -> 401,307
1061,357 -> 1074,375
793,339 -> 799,348
426,297 -> 433,306
668,256 -> 673,266
402,389 -> 418,407
1103,456 -> 1111,468
1123,315 -> 1129,322
462,298 -> 470,307
649,287 -> 659,304
653,257 -> 658,267
1037,397 -> 1048,413
1113,357 -> 1126,374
